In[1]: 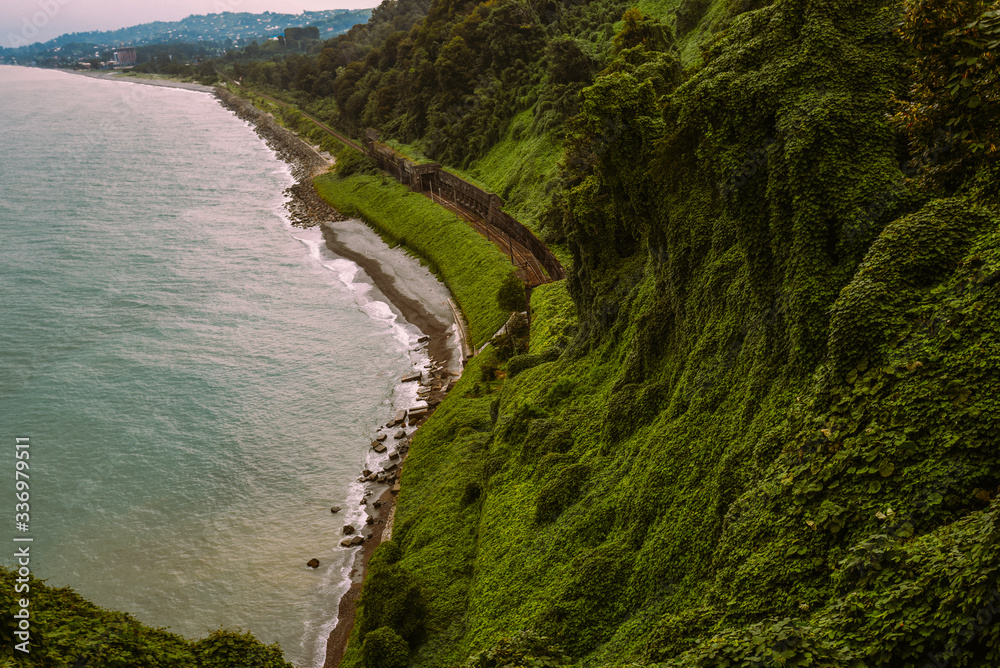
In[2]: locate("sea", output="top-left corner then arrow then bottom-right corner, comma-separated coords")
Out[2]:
0,66 -> 440,667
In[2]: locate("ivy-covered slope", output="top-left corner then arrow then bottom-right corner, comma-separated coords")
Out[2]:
347,1 -> 1000,667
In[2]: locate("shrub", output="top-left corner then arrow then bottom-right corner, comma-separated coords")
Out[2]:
545,377 -> 575,405
893,0 -> 1000,188
496,273 -> 527,313
193,629 -> 294,668
508,347 -> 562,378
362,627 -> 409,668
369,540 -> 402,569
507,353 -> 543,378
462,631 -> 569,668
334,145 -> 379,178
357,551 -> 426,644
522,419 -> 574,461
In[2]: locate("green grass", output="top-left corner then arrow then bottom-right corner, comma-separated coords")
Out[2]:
313,173 -> 516,347
383,139 -> 436,165
450,109 -> 564,235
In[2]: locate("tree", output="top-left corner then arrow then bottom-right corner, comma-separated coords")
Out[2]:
497,272 -> 527,352
496,272 -> 527,314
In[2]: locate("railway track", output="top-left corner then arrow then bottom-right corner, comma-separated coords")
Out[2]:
425,192 -> 549,286
223,81 -> 553,286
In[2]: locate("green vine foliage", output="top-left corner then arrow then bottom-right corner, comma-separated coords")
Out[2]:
893,0 -> 1000,191
39,0 -> 1000,665
363,626 -> 410,668
331,0 -> 1000,667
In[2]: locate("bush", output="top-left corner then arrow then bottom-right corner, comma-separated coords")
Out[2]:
463,631 -> 570,668
492,313 -> 531,361
334,144 -> 379,178
545,377 -> 575,405
480,355 -> 500,382
194,630 -> 294,668
496,273 -> 527,313
357,552 -> 426,643
369,540 -> 402,569
507,353 -> 544,378
362,627 -> 409,668
521,419 -> 574,461
508,347 -> 562,378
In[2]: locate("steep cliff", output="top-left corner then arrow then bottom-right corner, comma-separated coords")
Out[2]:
343,1 -> 1000,666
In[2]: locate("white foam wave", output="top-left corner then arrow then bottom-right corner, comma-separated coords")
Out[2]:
283,220 -> 436,664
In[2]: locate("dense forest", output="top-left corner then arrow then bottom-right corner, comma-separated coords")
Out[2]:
5,0 -> 1000,665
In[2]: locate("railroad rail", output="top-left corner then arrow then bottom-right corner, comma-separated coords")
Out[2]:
220,81 -> 562,287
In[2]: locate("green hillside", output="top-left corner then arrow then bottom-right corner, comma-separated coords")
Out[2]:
0,569 -> 294,666
275,0 -> 1000,666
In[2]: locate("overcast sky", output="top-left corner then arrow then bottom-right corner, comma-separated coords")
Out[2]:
1,0 -> 380,49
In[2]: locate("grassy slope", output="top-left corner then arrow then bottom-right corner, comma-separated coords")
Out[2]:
449,110 -> 564,231
313,174 -> 515,348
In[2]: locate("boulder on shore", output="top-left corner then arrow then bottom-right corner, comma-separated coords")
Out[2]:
307,558 -> 320,569
343,525 -> 355,535
330,506 -> 341,514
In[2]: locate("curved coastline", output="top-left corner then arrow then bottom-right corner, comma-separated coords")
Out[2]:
63,71 -> 466,665
210,86 -> 465,667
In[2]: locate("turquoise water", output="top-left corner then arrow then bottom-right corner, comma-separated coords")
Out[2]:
0,66 -> 423,666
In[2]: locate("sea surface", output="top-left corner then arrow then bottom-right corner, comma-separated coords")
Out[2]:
0,66 -> 438,666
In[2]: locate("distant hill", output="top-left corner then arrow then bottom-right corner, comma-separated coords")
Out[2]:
1,9 -> 371,57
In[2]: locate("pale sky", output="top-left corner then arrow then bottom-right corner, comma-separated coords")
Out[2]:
1,0 -> 380,49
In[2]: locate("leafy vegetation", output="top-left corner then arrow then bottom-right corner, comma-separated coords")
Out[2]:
892,0 -> 1000,193
0,567 -> 292,666
320,0 -> 1000,667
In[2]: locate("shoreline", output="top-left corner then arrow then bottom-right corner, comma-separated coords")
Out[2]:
210,87 -> 462,667
42,67 -> 465,666
66,71 -> 464,666
62,69 -> 218,93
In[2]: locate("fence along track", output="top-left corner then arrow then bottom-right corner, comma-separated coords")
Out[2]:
221,82 -> 564,287
362,129 -> 564,287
